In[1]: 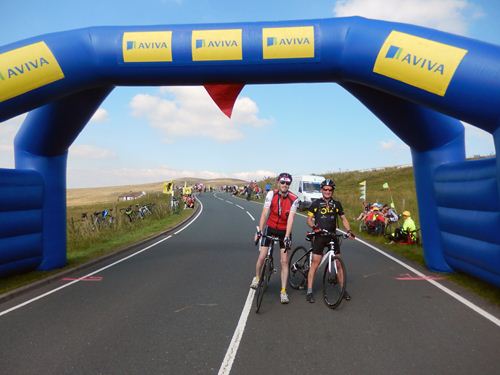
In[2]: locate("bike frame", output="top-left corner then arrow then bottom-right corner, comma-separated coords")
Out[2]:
313,238 -> 340,275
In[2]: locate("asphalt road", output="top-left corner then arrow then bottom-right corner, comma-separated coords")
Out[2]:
0,192 -> 499,374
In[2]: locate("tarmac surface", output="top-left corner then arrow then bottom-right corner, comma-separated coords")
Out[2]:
0,192 -> 498,374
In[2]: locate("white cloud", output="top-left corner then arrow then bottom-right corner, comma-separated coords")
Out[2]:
89,108 -> 109,123
333,0 -> 483,34
69,144 -> 116,159
107,166 -> 273,182
380,140 -> 396,150
380,139 -> 410,151
0,144 -> 13,152
461,121 -> 492,139
232,170 -> 276,181
461,121 -> 495,157
0,114 -> 27,168
130,86 -> 271,143
67,165 -> 274,188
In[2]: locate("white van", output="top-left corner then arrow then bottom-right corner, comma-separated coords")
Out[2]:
289,175 -> 324,209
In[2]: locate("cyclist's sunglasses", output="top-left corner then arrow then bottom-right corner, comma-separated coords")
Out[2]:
322,187 -> 333,192
279,180 -> 291,186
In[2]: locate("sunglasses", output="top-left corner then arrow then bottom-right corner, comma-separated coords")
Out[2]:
279,181 -> 291,186
322,188 -> 333,192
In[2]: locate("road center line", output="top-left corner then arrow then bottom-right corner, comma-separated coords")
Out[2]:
235,204 -> 244,210
246,211 -> 255,221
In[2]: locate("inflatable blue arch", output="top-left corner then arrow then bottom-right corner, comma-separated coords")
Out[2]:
0,17 -> 499,286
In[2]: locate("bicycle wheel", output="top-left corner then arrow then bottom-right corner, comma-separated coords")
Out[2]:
288,246 -> 309,290
323,256 -> 347,309
255,258 -> 271,313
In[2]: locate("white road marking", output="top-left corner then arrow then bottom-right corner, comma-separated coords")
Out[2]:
346,233 -> 500,328
234,197 -> 499,327
174,198 -> 204,234
218,288 -> 255,375
235,204 -> 244,210
225,200 -> 233,205
0,199 -> 204,318
246,211 -> 255,221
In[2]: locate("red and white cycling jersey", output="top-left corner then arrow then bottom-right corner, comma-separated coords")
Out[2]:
264,189 -> 299,231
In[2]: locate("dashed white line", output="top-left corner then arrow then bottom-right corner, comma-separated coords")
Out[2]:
246,211 -> 255,221
225,200 -> 233,205
235,204 -> 244,210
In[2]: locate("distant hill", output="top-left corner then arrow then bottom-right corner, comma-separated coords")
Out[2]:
67,178 -> 248,206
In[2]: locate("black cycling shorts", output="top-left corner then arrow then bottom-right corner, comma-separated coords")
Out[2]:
260,226 -> 290,249
312,235 -> 340,255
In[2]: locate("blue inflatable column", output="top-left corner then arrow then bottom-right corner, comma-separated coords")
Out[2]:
14,87 -> 113,270
495,127 -> 500,202
14,151 -> 68,269
342,82 -> 464,272
411,137 -> 465,272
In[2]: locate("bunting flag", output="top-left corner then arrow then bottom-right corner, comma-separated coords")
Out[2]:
359,180 -> 367,200
182,181 -> 192,195
163,181 -> 174,195
204,83 -> 245,118
382,181 -> 395,209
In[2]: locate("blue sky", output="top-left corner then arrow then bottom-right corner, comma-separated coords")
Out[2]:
0,0 -> 498,187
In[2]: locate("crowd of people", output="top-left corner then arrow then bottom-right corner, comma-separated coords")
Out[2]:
220,183 -> 262,200
356,202 -> 417,244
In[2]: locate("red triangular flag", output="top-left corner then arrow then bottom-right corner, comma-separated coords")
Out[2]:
204,83 -> 245,118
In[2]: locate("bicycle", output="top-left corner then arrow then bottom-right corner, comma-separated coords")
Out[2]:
254,230 -> 281,313
288,230 -> 349,309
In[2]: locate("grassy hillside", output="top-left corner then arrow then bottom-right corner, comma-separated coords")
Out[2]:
325,166 -> 418,225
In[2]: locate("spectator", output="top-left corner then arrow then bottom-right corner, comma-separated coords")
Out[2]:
388,210 -> 416,244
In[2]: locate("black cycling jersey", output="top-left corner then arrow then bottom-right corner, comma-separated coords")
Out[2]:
307,198 -> 344,232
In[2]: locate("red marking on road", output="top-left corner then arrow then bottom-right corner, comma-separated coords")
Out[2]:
396,273 -> 445,281
61,276 -> 103,282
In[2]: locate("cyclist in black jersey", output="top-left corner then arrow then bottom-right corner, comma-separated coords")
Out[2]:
305,179 -> 355,303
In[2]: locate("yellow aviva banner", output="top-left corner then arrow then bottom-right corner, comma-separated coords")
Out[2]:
262,26 -> 315,59
122,31 -> 173,62
373,31 -> 468,96
192,29 -> 242,61
0,41 -> 64,103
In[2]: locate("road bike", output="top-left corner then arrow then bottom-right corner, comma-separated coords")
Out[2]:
254,232 -> 281,313
289,230 -> 349,309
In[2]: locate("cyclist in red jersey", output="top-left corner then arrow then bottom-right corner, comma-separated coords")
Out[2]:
250,172 -> 299,304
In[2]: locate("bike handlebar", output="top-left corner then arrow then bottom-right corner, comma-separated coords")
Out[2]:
307,229 -> 349,239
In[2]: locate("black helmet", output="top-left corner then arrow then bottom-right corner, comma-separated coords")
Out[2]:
321,179 -> 336,189
277,172 -> 292,183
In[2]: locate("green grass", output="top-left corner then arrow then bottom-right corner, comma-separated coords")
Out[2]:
0,194 -> 194,296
